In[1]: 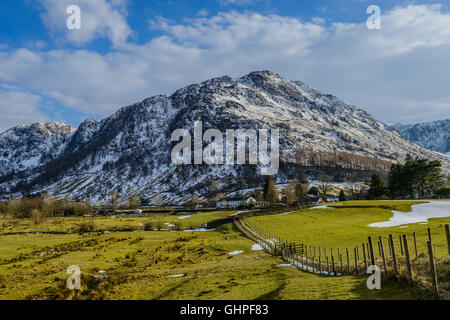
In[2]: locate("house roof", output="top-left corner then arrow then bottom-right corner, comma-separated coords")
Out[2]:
303,194 -> 320,199
217,196 -> 254,202
302,194 -> 321,201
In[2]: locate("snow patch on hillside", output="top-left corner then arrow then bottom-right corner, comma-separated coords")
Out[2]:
369,201 -> 450,227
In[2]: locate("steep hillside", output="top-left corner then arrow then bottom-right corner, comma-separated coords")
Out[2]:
388,120 -> 449,155
0,122 -> 75,176
0,71 -> 448,203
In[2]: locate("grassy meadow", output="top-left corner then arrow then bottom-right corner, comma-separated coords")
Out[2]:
0,223 -> 421,300
3,201 -> 450,299
247,200 -> 450,258
0,210 -> 236,234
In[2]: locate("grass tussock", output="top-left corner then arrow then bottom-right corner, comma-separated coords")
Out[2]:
53,273 -> 128,300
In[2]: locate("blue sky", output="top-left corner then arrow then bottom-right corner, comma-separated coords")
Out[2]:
0,0 -> 450,131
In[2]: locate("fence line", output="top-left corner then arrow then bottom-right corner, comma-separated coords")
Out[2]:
234,212 -> 450,300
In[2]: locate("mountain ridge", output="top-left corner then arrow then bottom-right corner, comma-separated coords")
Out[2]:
386,119 -> 449,156
0,71 -> 448,203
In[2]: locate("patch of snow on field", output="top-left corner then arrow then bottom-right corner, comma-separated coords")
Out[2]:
177,216 -> 191,220
231,210 -> 249,216
251,244 -> 263,251
310,205 -> 335,210
278,263 -> 296,269
228,250 -> 244,256
369,201 -> 450,228
184,228 -> 215,232
276,211 -> 294,216
167,274 -> 185,278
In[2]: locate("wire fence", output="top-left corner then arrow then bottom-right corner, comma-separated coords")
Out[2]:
234,212 -> 450,300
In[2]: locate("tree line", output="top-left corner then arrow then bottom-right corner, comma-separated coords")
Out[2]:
368,156 -> 447,200
296,148 -> 393,172
0,194 -> 92,222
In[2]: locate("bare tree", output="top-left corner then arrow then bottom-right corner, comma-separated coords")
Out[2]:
347,174 -> 362,200
318,174 -> 332,195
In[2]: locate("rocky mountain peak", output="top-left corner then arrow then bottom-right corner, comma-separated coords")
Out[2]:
0,71 -> 448,203
388,119 -> 450,155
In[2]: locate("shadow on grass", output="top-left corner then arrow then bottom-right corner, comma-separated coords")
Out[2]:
255,283 -> 285,300
348,274 -> 424,300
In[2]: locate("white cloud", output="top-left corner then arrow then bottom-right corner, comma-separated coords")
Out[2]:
1,4 -> 450,128
0,87 -> 49,132
219,0 -> 258,6
38,0 -> 132,47
197,9 -> 209,17
311,17 -> 325,24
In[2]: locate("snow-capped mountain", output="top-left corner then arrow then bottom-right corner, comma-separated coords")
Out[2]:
387,120 -> 449,156
0,122 -> 75,177
0,71 -> 448,203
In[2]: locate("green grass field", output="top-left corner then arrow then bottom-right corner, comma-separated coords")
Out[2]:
0,210 -> 236,234
0,223 -> 421,300
247,200 -> 450,258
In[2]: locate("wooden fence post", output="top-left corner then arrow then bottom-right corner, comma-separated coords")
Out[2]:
319,256 -> 322,274
399,235 -> 404,256
413,232 -> 418,259
354,248 -> 358,274
362,243 -> 367,270
302,254 -> 305,271
305,250 -> 309,271
378,240 -> 381,256
428,227 -> 432,242
389,234 -> 398,274
331,254 -> 336,276
346,248 -> 350,275
379,236 -> 387,273
339,254 -> 343,274
368,237 -> 375,266
326,256 -> 330,275
445,224 -> 450,256
403,235 -> 413,282
427,241 -> 439,298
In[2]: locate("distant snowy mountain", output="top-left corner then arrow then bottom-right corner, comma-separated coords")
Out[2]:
0,71 -> 448,203
387,120 -> 449,155
0,122 -> 75,177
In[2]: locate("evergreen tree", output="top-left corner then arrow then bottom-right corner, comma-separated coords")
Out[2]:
264,177 -> 279,204
368,173 -> 387,200
388,158 -> 444,199
339,190 -> 346,202
284,181 -> 308,205
307,186 -> 319,195
296,165 -> 308,184
437,186 -> 450,199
